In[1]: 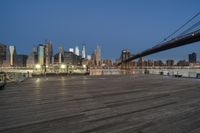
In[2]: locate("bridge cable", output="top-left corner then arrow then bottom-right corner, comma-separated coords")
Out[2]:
159,11 -> 200,43
179,20 -> 200,36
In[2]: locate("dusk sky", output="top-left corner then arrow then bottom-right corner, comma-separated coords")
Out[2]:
0,0 -> 200,60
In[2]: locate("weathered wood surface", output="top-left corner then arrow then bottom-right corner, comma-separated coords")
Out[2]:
1,75 -> 200,133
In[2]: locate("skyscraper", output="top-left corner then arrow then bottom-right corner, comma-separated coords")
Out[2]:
27,45 -> 38,67
82,44 -> 86,59
45,41 -> 53,66
9,46 -> 16,66
38,44 -> 45,65
75,46 -> 80,56
189,52 -> 197,63
92,45 -> 101,66
59,46 -> 64,64
96,45 -> 101,66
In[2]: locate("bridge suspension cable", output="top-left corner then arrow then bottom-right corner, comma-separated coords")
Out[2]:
179,20 -> 200,36
159,11 -> 200,44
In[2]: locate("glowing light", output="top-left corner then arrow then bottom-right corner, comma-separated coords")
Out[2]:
83,65 -> 86,68
60,64 -> 66,69
35,64 -> 41,69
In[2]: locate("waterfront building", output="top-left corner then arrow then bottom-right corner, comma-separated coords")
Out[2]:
102,59 -> 113,67
154,60 -> 164,66
166,59 -> 174,66
147,60 -> 154,67
177,60 -> 189,66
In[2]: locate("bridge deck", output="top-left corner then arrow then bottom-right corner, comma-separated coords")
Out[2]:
1,75 -> 200,133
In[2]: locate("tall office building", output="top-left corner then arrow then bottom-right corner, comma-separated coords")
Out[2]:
27,45 -> 38,67
38,44 -> 45,65
92,45 -> 101,66
82,44 -> 86,59
9,46 -> 16,66
59,46 -> 64,64
45,41 -> 53,66
189,52 -> 197,63
0,44 -> 7,66
96,45 -> 101,66
75,46 -> 80,56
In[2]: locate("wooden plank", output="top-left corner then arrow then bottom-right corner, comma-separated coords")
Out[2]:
0,75 -> 200,133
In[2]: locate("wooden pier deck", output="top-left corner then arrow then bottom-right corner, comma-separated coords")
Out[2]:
1,75 -> 200,133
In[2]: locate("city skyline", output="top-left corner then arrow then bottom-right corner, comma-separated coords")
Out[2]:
0,0 -> 200,60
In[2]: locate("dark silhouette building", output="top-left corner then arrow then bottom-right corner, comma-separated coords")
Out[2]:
0,44 -> 7,66
189,52 -> 197,63
15,54 -> 28,67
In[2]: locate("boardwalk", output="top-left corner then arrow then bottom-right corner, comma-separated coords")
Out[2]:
1,75 -> 200,133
